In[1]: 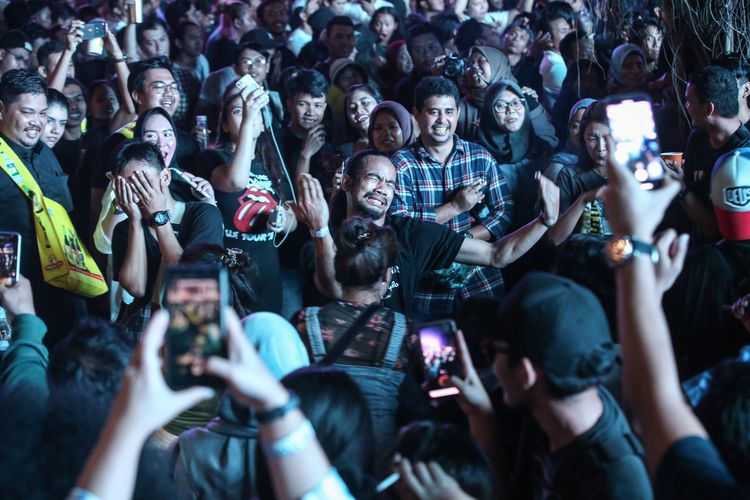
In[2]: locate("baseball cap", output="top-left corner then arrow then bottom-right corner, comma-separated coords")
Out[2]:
240,28 -> 279,50
0,29 -> 31,52
711,147 -> 750,241
494,272 -> 619,394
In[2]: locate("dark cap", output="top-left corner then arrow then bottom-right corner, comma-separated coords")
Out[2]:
0,29 -> 31,52
495,272 -> 619,394
240,28 -> 279,49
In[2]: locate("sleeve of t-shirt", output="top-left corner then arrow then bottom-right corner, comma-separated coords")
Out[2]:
111,219 -> 130,281
403,218 -> 465,276
179,204 -> 225,250
654,436 -> 750,500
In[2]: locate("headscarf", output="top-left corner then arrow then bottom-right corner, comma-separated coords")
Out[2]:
470,46 -> 515,86
609,43 -> 647,85
477,80 -> 532,164
569,97 -> 597,124
367,100 -> 416,150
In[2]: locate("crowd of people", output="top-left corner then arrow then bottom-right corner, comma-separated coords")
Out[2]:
0,0 -> 749,498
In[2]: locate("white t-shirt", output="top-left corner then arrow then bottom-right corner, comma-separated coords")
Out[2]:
539,50 -> 567,108
287,27 -> 313,56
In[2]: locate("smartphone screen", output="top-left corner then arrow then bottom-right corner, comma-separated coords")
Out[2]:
418,320 -> 461,398
163,266 -> 228,390
81,21 -> 106,41
0,232 -> 21,286
605,95 -> 664,190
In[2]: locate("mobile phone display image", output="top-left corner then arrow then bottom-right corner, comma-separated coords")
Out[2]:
419,320 -> 461,398
235,73 -> 260,92
0,232 -> 21,286
605,95 -> 664,190
81,21 -> 106,40
164,267 -> 228,390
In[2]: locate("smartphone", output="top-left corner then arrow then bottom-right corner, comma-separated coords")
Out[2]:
81,21 -> 106,41
605,94 -> 665,190
418,320 -> 461,398
235,74 -> 260,92
163,265 -> 228,390
0,232 -> 21,286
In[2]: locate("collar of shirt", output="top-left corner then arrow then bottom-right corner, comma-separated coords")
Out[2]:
412,134 -> 467,164
0,131 -> 42,164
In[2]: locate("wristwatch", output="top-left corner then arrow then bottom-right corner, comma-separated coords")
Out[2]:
604,235 -> 659,268
148,210 -> 171,227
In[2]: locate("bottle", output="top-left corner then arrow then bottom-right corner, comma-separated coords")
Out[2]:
195,115 -> 208,149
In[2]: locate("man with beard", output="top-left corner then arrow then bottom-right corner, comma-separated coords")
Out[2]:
0,69 -> 82,343
294,148 -> 559,317
86,56 -> 201,237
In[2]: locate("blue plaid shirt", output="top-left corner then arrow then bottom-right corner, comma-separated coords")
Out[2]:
390,136 -> 514,316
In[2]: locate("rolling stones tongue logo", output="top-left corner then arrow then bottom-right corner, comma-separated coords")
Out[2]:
233,185 -> 278,232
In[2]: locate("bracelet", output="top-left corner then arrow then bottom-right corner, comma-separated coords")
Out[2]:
538,212 -> 555,228
262,418 -> 316,458
111,55 -> 128,63
310,226 -> 330,239
256,392 -> 300,423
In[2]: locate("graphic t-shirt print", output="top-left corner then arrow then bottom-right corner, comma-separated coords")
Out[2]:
232,173 -> 278,234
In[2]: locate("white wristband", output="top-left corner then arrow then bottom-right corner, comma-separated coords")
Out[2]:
310,226 -> 330,239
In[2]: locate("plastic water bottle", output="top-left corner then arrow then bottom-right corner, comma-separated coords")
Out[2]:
196,115 -> 208,149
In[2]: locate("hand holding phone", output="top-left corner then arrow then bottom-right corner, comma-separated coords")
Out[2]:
0,232 -> 21,286
81,21 -> 106,41
418,320 -> 462,399
164,265 -> 228,390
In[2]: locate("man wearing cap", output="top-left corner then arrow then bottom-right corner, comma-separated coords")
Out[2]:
679,65 -> 750,242
0,29 -> 31,75
0,69 -> 81,343
485,271 -> 652,499
666,147 -> 750,376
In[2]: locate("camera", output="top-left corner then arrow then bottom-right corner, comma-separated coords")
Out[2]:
442,53 -> 466,80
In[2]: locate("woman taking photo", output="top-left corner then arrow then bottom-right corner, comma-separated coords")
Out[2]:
195,83 -> 297,313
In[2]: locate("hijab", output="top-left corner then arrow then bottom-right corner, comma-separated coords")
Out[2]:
609,43 -> 647,85
477,80 -> 532,164
367,100 -> 416,149
466,45 -> 515,104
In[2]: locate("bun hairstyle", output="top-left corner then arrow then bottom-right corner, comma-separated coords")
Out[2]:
334,216 -> 398,288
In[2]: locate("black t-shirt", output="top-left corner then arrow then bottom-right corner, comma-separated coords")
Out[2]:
556,162 -> 607,213
513,387 -> 652,500
655,436 -> 750,499
684,125 -> 750,205
112,202 -> 224,299
196,148 -> 283,312
664,241 -> 750,376
381,216 -> 464,315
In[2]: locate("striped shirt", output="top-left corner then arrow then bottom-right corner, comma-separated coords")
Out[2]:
390,136 -> 514,315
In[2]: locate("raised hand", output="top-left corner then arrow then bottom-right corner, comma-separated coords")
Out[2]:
536,171 -> 560,225
653,229 -> 689,295
0,275 -> 35,321
301,124 -> 326,160
115,176 -> 142,221
395,458 -> 475,500
450,330 -> 493,416
292,173 -> 330,233
128,169 -> 168,219
66,20 -> 85,52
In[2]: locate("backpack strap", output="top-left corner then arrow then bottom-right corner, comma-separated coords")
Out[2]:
304,307 -> 327,362
382,312 -> 407,370
317,303 -> 380,366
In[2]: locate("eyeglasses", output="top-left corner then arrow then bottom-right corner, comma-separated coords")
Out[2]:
240,57 -> 267,67
149,81 -> 180,95
494,99 -> 525,114
481,340 -> 511,363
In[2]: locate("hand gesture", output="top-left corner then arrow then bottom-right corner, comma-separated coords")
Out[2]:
66,20 -> 85,52
530,31 -> 553,57
109,310 -> 214,439
115,176 -> 142,221
332,165 -> 345,192
537,171 -> 560,225
204,308 -> 290,411
129,170 -> 168,219
430,54 -> 447,77
181,171 -> 215,204
653,229 -> 689,295
301,124 -> 326,160
450,330 -> 493,416
451,179 -> 486,214
102,22 -> 122,57
395,458 -> 475,500
601,136 -> 681,240
581,184 -> 606,204
0,275 -> 35,321
292,174 -> 330,233
267,203 -> 295,233
241,85 -> 270,133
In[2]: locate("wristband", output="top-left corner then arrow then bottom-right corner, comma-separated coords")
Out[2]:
111,55 -> 128,63
310,226 -> 330,239
262,418 -> 316,458
256,392 -> 300,423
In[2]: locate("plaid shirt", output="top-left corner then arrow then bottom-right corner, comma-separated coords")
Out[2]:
172,66 -> 201,131
390,136 -> 514,316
